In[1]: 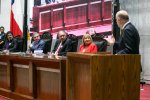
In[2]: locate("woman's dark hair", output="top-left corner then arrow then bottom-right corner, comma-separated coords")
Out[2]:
6,31 -> 13,36
6,31 -> 13,40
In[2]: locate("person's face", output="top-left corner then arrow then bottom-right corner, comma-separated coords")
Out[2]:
0,28 -> 4,33
33,35 -> 40,42
7,33 -> 13,40
84,36 -> 92,46
116,16 -> 122,28
58,32 -> 67,42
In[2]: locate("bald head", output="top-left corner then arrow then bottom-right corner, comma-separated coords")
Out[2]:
116,10 -> 129,28
116,10 -> 129,21
58,30 -> 67,42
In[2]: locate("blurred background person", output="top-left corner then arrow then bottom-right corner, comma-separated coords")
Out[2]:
29,32 -> 45,53
79,34 -> 97,53
2,31 -> 17,52
86,28 -> 96,37
52,30 -> 72,56
0,26 -> 6,49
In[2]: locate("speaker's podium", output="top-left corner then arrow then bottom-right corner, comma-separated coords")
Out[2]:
66,52 -> 140,100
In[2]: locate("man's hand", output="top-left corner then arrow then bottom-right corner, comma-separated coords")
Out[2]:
104,35 -> 115,45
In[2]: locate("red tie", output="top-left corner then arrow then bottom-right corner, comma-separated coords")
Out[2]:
55,42 -> 62,55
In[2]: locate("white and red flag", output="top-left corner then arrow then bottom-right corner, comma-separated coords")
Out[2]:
10,0 -> 24,37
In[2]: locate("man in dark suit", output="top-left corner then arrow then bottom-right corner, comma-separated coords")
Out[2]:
34,0 -> 41,6
0,26 -> 6,49
2,31 -> 17,52
52,30 -> 72,56
104,10 -> 140,54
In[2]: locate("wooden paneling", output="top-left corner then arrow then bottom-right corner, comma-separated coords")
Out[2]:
0,54 -> 66,100
0,65 -> 8,89
66,53 -> 140,100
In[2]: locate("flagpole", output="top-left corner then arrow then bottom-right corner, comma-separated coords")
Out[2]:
23,0 -> 28,52
112,0 -> 120,54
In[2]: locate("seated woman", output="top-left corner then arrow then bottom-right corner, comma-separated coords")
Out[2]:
79,34 -> 97,53
2,31 -> 17,52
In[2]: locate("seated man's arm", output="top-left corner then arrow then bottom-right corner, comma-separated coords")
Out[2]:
52,40 -> 59,54
58,39 -> 72,56
37,40 -> 45,50
9,39 -> 18,52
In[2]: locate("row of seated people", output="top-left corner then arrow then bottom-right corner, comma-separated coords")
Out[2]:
0,31 -> 22,52
29,30 -> 108,56
0,26 -> 24,52
0,28 -> 107,55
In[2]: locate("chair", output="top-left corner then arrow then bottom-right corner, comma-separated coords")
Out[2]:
67,34 -> 78,52
41,32 -> 52,54
14,36 -> 24,52
92,34 -> 107,52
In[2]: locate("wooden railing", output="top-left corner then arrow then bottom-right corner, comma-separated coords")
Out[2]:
31,0 -> 112,34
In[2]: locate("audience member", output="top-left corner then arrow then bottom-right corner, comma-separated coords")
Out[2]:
52,30 -> 72,56
86,28 -> 96,37
79,34 -> 97,53
45,0 -> 65,4
104,10 -> 140,54
2,31 -> 17,52
0,26 -> 6,49
29,32 -> 45,53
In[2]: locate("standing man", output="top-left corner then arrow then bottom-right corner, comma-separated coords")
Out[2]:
0,26 -> 6,49
104,10 -> 140,54
52,30 -> 72,56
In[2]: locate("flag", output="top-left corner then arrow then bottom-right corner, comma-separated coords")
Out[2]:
11,0 -> 24,37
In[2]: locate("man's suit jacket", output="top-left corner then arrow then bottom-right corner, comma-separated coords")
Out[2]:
114,22 -> 140,54
3,39 -> 17,52
52,38 -> 72,56
30,39 -> 45,53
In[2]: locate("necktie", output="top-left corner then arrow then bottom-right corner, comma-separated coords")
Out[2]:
55,42 -> 62,55
121,29 -> 124,37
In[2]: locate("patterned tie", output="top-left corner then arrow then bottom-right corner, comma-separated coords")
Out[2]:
55,42 -> 62,55
121,29 -> 124,37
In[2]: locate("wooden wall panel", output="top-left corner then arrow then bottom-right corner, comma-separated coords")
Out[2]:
0,55 -> 66,100
67,53 -> 140,100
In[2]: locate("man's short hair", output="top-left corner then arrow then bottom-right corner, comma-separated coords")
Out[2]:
57,30 -> 68,39
0,26 -> 4,30
116,10 -> 129,21
33,32 -> 40,38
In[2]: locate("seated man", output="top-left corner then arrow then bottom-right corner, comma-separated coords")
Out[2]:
0,26 -> 6,49
52,30 -> 72,56
29,32 -> 45,53
2,31 -> 17,52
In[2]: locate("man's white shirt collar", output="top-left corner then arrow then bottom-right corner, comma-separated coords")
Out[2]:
122,21 -> 130,30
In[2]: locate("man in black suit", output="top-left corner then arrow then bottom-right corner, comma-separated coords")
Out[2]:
0,26 -> 6,49
105,10 -> 140,54
2,31 -> 17,52
34,0 -> 41,6
52,30 -> 72,56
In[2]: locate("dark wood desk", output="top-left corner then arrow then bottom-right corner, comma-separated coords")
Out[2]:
66,53 -> 141,100
0,54 -> 66,100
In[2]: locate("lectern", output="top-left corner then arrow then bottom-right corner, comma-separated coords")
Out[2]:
66,52 -> 140,100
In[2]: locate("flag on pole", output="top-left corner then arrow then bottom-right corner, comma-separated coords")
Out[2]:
11,0 -> 24,37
